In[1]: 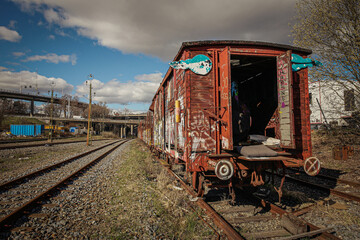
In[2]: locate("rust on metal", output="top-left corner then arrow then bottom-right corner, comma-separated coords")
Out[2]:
241,190 -> 341,240
288,168 -> 360,188
285,175 -> 360,203
139,40 -> 318,203
332,145 -> 353,160
162,164 -> 244,240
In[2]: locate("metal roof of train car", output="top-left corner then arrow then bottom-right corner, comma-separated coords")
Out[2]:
149,40 -> 312,111
176,40 -> 312,58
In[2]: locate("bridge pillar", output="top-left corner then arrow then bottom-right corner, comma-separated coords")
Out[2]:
30,100 -> 34,116
120,126 -> 124,138
131,125 -> 134,136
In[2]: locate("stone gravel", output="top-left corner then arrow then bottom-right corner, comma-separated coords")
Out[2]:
2,140 -> 129,239
0,141 -> 119,219
263,174 -> 360,239
0,139 -> 114,183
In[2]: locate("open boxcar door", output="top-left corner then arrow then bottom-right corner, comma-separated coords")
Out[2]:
277,50 -> 295,148
218,47 -> 233,150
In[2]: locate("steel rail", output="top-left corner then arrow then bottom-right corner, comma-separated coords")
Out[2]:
0,138 -> 112,150
269,170 -> 360,203
240,190 -> 341,240
159,162 -> 244,240
288,168 -> 360,188
0,140 -> 128,230
285,174 -> 360,203
0,140 -> 121,191
160,161 -> 339,240
147,142 -> 339,239
0,138 -> 47,144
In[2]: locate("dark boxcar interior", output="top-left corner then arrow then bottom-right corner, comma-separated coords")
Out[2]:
230,55 -> 278,146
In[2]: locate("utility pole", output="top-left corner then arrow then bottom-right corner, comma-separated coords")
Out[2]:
86,74 -> 94,146
49,81 -> 56,143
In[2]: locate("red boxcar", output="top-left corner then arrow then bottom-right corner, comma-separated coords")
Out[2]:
140,40 -> 320,201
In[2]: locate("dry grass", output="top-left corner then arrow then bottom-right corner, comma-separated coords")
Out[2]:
315,203 -> 360,226
312,130 -> 360,174
106,140 -> 213,239
281,189 -> 309,204
101,131 -> 118,138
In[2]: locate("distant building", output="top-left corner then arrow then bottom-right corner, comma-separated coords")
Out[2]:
309,80 -> 359,129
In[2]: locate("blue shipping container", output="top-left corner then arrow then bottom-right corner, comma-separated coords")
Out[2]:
69,127 -> 78,133
10,125 -> 44,136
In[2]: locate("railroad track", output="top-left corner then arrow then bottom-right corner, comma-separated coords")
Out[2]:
150,152 -> 340,239
288,168 -> 360,189
0,139 -> 128,232
0,140 -> 120,190
0,138 -> 48,144
0,138 -> 112,150
273,168 -> 360,203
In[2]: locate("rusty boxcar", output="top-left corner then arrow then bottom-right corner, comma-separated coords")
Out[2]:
139,40 -> 320,202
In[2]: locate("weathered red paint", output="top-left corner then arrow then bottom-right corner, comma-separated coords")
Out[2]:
139,40 -> 314,196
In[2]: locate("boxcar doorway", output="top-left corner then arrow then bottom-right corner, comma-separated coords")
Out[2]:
230,55 -> 278,146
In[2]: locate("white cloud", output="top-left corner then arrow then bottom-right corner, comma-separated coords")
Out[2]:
0,68 -> 74,94
48,34 -> 55,40
12,0 -> 297,60
23,53 -> 77,65
134,72 -> 163,83
76,73 -> 163,104
12,52 -> 25,57
0,26 -> 22,42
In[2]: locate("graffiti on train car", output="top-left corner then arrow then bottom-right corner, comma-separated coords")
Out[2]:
177,85 -> 185,149
170,54 -> 212,75
140,41 -> 321,204
190,111 -> 216,161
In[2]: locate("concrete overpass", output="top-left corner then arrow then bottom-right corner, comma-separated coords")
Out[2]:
0,89 -> 87,115
38,115 -> 145,137
37,115 -> 144,125
8,113 -> 146,137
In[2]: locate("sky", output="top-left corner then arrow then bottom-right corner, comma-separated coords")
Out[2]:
0,0 -> 298,113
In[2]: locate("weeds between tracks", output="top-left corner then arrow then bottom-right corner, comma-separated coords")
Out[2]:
106,140 -> 213,239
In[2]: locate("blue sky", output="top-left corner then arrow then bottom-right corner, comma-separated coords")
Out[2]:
0,0 -> 297,113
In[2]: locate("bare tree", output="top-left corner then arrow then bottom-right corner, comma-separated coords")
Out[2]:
82,102 -> 110,119
292,0 -> 360,132
70,96 -> 83,116
60,94 -> 71,118
13,101 -> 29,115
44,102 -> 62,118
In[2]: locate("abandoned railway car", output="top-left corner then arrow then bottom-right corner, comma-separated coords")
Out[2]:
138,40 -> 320,201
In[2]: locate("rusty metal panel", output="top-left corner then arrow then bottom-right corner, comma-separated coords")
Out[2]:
187,52 -> 216,162
153,90 -> 164,149
218,47 -> 233,150
293,68 -> 312,159
174,67 -> 187,153
165,76 -> 176,153
143,111 -> 153,146
277,51 -> 295,149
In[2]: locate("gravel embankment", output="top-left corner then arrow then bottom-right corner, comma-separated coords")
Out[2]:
1,140 -> 213,239
0,139 -> 115,183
